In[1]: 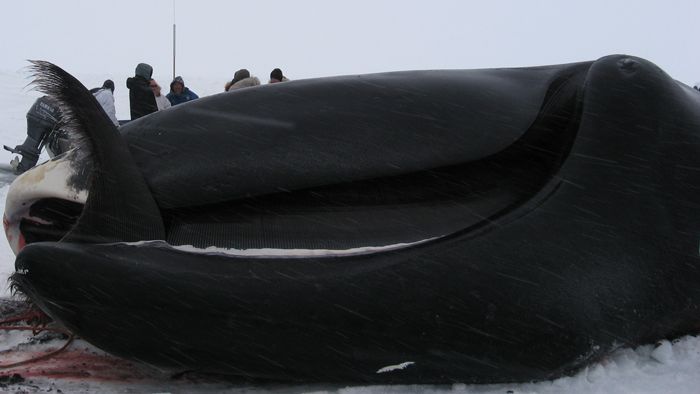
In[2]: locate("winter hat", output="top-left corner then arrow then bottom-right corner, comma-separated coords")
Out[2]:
102,79 -> 115,92
135,63 -> 153,80
232,69 -> 250,84
270,68 -> 284,82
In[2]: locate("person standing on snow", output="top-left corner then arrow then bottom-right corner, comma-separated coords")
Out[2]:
89,79 -> 119,126
166,76 -> 199,106
126,63 -> 158,120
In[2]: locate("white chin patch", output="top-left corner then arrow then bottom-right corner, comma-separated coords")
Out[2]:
126,237 -> 440,258
4,152 -> 88,255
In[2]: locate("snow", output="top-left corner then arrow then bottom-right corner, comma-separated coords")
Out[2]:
3,337 -> 700,394
1,67 -> 700,393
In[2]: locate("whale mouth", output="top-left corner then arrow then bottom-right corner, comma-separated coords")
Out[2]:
4,152 -> 87,254
5,90 -> 580,256
6,151 -> 549,255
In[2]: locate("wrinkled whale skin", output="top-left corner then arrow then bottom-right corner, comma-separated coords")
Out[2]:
10,55 -> 700,383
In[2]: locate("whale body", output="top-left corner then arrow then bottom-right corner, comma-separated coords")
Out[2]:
7,55 -> 700,383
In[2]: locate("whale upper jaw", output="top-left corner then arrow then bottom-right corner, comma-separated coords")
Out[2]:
3,63 -> 588,257
4,151 -> 87,255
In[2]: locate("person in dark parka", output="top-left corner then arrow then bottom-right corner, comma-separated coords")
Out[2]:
126,63 -> 157,120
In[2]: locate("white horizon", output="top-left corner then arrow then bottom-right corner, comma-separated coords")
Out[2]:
1,0 -> 698,85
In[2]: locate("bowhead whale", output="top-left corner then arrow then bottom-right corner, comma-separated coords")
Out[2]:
6,55 -> 700,383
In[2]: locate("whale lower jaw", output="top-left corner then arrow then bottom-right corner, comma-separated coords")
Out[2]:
3,153 -> 444,257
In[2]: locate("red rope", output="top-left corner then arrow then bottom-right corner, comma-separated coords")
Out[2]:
0,309 -> 46,325
0,333 -> 74,369
0,309 -> 75,369
0,325 -> 48,331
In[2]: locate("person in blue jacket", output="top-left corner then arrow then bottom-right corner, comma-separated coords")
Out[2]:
166,76 -> 199,106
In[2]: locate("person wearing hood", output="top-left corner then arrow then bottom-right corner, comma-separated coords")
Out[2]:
166,76 -> 199,106
89,79 -> 119,127
268,68 -> 289,84
225,69 -> 261,92
126,63 -> 158,120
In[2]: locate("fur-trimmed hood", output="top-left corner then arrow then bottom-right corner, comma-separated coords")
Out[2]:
226,76 -> 261,92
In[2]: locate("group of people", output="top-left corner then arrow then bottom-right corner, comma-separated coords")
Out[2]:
7,63 -> 289,174
125,63 -> 201,119
126,63 -> 289,120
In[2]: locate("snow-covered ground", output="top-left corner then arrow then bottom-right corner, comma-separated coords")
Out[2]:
1,66 -> 700,393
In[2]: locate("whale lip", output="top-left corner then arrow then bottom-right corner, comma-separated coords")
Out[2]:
130,237 -> 443,258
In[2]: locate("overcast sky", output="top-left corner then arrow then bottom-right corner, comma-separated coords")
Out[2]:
1,0 -> 699,87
